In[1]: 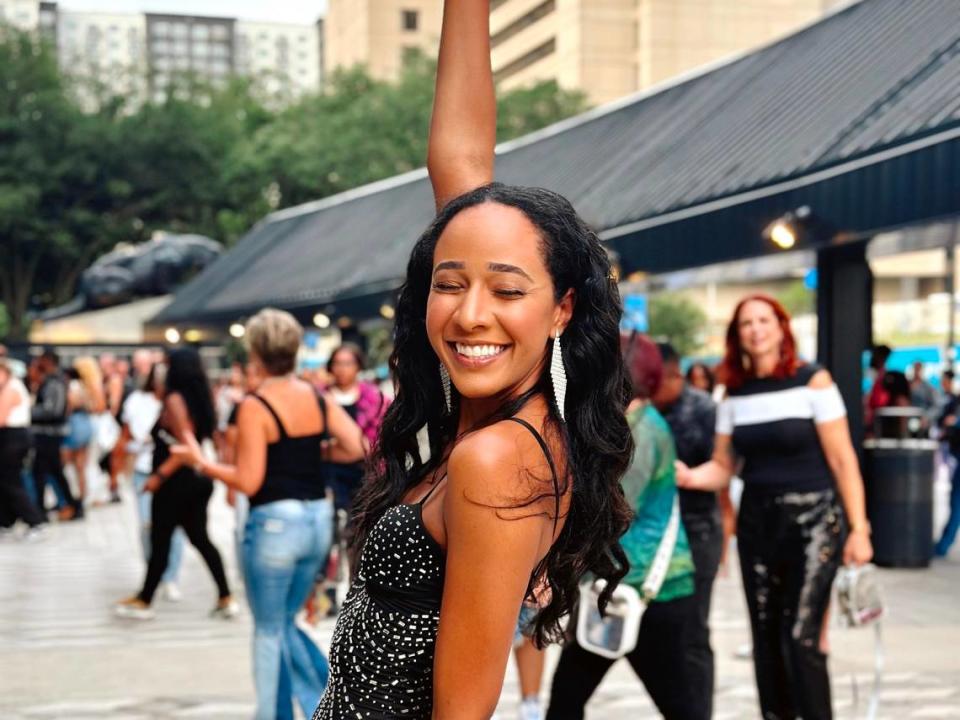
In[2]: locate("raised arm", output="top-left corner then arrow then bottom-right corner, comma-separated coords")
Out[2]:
427,0 -> 495,210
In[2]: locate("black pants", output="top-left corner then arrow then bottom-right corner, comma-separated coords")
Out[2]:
0,429 -> 45,528
682,506 -> 722,718
138,472 -> 230,604
546,594 -> 706,720
32,435 -> 79,512
738,488 -> 844,720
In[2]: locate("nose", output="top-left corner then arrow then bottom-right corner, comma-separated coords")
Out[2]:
454,284 -> 492,332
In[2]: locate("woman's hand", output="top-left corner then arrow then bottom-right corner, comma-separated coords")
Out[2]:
674,460 -> 694,488
170,433 -> 204,467
843,528 -> 874,566
143,474 -> 162,493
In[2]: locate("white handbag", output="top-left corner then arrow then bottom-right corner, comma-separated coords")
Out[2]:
576,498 -> 680,659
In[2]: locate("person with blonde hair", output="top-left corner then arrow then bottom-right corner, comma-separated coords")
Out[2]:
62,356 -> 106,508
174,307 -> 365,719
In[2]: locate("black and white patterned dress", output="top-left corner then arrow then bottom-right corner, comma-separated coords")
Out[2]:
312,489 -> 445,719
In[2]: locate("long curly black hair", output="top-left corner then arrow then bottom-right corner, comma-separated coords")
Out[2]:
350,183 -> 634,646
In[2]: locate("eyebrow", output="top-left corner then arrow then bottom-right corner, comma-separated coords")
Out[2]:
432,261 -> 534,282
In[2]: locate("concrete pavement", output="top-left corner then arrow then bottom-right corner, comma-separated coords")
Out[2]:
1,478 -> 958,719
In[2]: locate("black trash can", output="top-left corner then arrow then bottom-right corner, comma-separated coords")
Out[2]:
862,437 -> 936,568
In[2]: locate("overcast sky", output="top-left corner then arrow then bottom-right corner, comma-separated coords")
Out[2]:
59,0 -> 327,23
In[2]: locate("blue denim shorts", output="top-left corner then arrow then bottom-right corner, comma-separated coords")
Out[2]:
63,412 -> 93,450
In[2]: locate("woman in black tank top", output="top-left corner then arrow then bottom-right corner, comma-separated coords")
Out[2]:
312,2 -> 635,717
174,309 -> 365,720
114,348 -> 235,621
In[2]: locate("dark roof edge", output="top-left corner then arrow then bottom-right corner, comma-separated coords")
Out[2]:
600,124 -> 960,241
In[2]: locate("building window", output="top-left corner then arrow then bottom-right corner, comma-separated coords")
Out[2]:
493,37 -> 555,83
402,9 -> 419,31
491,0 -> 555,49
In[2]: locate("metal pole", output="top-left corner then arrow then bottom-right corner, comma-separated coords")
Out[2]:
948,231 -> 958,367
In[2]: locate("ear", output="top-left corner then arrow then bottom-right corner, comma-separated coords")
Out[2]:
554,288 -> 575,334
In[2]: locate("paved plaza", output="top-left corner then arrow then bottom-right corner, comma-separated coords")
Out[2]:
1,479 -> 958,719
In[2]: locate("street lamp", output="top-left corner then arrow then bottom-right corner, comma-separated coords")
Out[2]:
229,322 -> 245,338
164,327 -> 181,344
313,312 -> 331,329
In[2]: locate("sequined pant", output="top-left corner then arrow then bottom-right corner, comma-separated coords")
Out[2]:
738,488 -> 845,720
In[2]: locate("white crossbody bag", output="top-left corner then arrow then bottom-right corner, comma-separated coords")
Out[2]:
576,497 -> 681,659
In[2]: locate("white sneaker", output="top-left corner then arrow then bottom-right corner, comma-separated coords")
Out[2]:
21,526 -> 50,543
160,582 -> 183,602
114,597 -> 156,620
211,598 -> 240,619
519,697 -> 543,720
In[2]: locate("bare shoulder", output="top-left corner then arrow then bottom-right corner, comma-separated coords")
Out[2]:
447,418 -> 559,510
807,367 -> 834,389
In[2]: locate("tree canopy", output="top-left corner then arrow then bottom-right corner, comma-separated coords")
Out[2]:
0,29 -> 589,339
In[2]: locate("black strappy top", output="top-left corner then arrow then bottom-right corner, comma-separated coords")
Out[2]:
247,390 -> 329,508
313,417 -> 557,720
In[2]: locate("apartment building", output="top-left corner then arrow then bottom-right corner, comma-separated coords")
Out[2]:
1,1 -> 324,103
491,0 -> 836,105
324,0 -> 442,81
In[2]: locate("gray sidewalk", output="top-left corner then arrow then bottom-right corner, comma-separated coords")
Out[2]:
1,480 -> 958,719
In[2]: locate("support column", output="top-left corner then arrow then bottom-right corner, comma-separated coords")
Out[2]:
817,240 -> 872,450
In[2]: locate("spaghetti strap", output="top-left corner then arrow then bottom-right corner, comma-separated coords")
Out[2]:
249,392 -> 288,439
504,417 -> 562,536
418,474 -> 447,506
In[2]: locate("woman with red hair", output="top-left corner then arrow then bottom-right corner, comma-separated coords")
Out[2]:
677,294 -> 872,720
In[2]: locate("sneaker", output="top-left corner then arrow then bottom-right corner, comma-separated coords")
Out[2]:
160,582 -> 183,602
211,598 -> 240,619
114,597 -> 155,620
519,697 -> 543,720
21,526 -> 50,543
110,492 -> 122,504
0,527 -> 17,541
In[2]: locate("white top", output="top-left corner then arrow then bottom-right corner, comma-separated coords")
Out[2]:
716,383 -> 846,435
4,377 -> 31,428
122,390 -> 162,474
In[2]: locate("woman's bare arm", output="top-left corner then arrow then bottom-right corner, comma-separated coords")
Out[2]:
675,433 -> 736,491
810,370 -> 873,565
432,425 -> 555,718
427,0 -> 495,210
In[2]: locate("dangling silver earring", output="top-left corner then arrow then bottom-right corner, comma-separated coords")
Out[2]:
550,330 -> 567,422
439,363 -> 452,414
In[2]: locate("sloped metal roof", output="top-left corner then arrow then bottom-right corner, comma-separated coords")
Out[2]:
155,0 -> 960,326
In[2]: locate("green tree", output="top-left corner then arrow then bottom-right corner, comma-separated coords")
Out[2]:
777,279 -> 815,317
229,54 -> 590,213
648,293 -> 707,357
0,25 -> 129,337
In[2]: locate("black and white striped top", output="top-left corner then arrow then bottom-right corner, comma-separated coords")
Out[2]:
716,364 -> 846,494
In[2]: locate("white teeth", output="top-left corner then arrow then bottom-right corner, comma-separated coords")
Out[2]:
455,343 -> 505,358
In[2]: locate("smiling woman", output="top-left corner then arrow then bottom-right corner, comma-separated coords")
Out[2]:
311,2 -> 634,719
